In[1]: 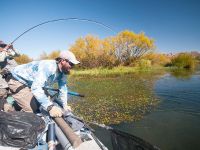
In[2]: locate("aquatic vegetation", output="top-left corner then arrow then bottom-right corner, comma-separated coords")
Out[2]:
68,74 -> 159,125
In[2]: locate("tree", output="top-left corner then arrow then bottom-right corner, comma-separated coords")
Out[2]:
39,51 -> 48,60
47,50 -> 60,59
143,53 -> 171,66
70,30 -> 155,68
112,30 -> 155,65
39,50 -> 60,60
14,54 -> 32,64
70,35 -> 104,68
70,35 -> 118,68
100,38 -> 117,67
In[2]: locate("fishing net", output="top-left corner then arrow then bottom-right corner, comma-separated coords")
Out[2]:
110,129 -> 160,150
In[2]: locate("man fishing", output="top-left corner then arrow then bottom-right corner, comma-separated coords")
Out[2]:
7,50 -> 80,117
0,41 -> 20,111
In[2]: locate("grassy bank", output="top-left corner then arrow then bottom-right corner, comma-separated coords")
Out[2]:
71,66 -> 167,77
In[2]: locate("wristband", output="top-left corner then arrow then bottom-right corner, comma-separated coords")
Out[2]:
47,105 -> 54,112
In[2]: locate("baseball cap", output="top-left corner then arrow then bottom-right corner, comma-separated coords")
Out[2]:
59,51 -> 80,65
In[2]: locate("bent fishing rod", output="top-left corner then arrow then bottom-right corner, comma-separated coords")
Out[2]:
8,19 -> 159,149
10,18 -> 116,45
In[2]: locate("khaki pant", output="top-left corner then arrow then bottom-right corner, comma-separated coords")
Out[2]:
0,88 -> 8,99
0,88 -> 7,110
8,78 -> 39,112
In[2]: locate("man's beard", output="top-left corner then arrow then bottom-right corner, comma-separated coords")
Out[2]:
63,70 -> 70,75
62,67 -> 70,75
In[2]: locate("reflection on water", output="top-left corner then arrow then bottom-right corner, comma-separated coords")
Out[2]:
69,69 -> 200,150
170,68 -> 195,79
116,72 -> 200,150
156,74 -> 200,116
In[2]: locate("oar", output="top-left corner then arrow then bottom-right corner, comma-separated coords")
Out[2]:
68,91 -> 84,97
43,87 -> 85,97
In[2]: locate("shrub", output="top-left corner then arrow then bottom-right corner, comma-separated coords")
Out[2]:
143,53 -> 171,66
14,54 -> 32,64
171,53 -> 195,69
136,59 -> 151,69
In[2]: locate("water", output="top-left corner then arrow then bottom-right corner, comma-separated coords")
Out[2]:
113,73 -> 200,150
70,69 -> 200,150
69,74 -> 158,125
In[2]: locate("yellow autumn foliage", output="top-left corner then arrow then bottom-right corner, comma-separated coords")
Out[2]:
70,35 -> 116,68
14,54 -> 32,64
112,30 -> 155,65
39,50 -> 60,60
143,53 -> 171,66
47,50 -> 60,59
70,30 -> 155,68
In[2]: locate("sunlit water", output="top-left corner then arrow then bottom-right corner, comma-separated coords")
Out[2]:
70,69 -> 200,150
97,72 -> 200,150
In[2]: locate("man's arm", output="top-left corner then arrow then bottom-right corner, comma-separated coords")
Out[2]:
6,44 -> 20,58
0,51 -> 7,62
0,44 -> 20,62
58,74 -> 68,107
31,65 -> 53,110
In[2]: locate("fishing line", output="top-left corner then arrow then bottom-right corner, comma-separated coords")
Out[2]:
11,18 -> 117,44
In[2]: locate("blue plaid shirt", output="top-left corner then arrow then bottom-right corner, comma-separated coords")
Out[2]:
11,60 -> 68,109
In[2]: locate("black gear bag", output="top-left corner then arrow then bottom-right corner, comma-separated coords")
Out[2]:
0,111 -> 45,149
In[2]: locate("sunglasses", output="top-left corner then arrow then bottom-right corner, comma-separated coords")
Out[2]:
64,59 -> 74,67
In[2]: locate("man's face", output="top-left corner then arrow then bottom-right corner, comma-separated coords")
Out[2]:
60,59 -> 74,74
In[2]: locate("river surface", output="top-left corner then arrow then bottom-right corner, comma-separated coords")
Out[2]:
70,69 -> 200,150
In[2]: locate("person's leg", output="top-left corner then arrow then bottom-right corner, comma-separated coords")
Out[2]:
8,78 -> 39,112
0,88 -> 7,99
4,103 -> 15,112
0,88 -> 7,110
0,74 -> 9,100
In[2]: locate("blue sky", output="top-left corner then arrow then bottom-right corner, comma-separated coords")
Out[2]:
1,0 -> 200,58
